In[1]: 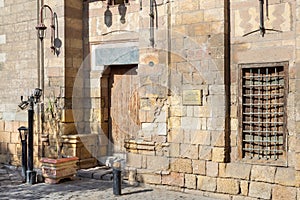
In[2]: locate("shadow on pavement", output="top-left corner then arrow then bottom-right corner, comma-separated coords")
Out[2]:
0,178 -> 114,200
121,188 -> 153,196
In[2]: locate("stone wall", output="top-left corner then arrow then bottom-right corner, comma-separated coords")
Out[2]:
0,0 -> 87,166
229,0 -> 299,199
0,0 -> 299,198
0,0 -> 39,165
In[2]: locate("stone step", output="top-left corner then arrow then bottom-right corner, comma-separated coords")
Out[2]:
77,166 -> 113,181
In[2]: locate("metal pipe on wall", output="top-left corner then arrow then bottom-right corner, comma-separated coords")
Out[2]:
38,0 -> 45,157
149,0 -> 154,47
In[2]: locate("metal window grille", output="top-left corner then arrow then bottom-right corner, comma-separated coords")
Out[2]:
108,0 -> 129,5
241,64 -> 287,160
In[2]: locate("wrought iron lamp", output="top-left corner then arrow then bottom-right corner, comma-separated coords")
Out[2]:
36,5 -> 55,52
118,2 -> 127,24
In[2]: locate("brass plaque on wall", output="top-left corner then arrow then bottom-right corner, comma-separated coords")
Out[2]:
182,90 -> 202,105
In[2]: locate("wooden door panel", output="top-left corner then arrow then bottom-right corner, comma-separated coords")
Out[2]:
109,65 -> 139,154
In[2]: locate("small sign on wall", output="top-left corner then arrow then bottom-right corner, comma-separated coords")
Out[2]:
182,90 -> 203,106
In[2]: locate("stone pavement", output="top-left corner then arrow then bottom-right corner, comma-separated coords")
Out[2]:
0,164 -> 220,200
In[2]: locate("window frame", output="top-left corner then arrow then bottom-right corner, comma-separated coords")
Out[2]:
238,61 -> 289,166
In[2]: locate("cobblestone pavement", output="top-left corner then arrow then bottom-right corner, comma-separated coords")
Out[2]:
0,164 -> 219,200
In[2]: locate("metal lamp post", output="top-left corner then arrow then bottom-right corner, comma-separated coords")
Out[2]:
36,4 -> 55,52
18,88 -> 42,184
18,126 -> 28,183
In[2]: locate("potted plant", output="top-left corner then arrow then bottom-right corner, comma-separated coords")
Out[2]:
40,96 -> 78,184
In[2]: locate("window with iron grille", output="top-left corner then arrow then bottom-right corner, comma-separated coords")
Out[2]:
239,62 -> 288,162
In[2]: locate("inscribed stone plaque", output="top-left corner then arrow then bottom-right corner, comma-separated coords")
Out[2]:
182,90 -> 202,105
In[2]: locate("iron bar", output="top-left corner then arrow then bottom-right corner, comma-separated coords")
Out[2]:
242,66 -> 285,160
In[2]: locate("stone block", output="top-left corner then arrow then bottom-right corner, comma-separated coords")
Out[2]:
0,132 -> 10,143
199,0 -> 216,9
217,178 -> 239,195
207,117 -> 225,131
180,144 -> 198,159
240,180 -> 249,196
212,147 -> 224,162
0,35 -> 5,44
248,182 -> 272,199
181,117 -> 201,130
190,130 -> 210,145
192,159 -> 206,175
142,174 -> 161,184
211,131 -> 225,147
169,143 -> 180,158
0,142 -> 7,153
167,129 -> 184,143
141,122 -> 167,136
272,185 -> 297,200
206,161 -> 218,177
162,172 -> 184,187
219,163 -> 251,180
275,167 -> 296,187
295,153 -> 300,171
127,153 -> 142,168
0,154 -> 9,163
10,132 -> 21,144
7,143 -> 16,155
232,196 -> 257,200
185,174 -> 197,189
250,165 -> 276,183
170,106 -> 186,117
0,53 -> 6,62
170,158 -> 192,173
146,156 -> 169,171
197,175 -> 216,192
199,145 -> 212,160
168,117 -> 181,128
4,121 -> 13,132
186,106 -> 194,117
181,11 -> 204,25
179,0 -> 199,12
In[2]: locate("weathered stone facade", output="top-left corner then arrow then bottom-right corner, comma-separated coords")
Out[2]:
0,0 -> 299,199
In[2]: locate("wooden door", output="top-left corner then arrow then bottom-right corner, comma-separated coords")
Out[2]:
109,65 -> 139,155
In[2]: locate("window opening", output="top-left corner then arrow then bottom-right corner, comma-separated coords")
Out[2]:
241,63 -> 287,160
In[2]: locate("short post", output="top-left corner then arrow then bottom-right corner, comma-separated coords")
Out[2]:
18,126 -> 28,183
113,161 -> 122,196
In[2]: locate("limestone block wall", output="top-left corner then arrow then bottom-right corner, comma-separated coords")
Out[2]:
229,0 -> 300,199
125,0 -> 230,198
81,0 -> 141,160
124,0 -> 300,199
0,0 -> 40,165
0,0 -> 83,166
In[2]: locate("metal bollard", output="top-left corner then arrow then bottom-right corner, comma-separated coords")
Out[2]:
112,162 -> 121,195
21,139 -> 27,182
